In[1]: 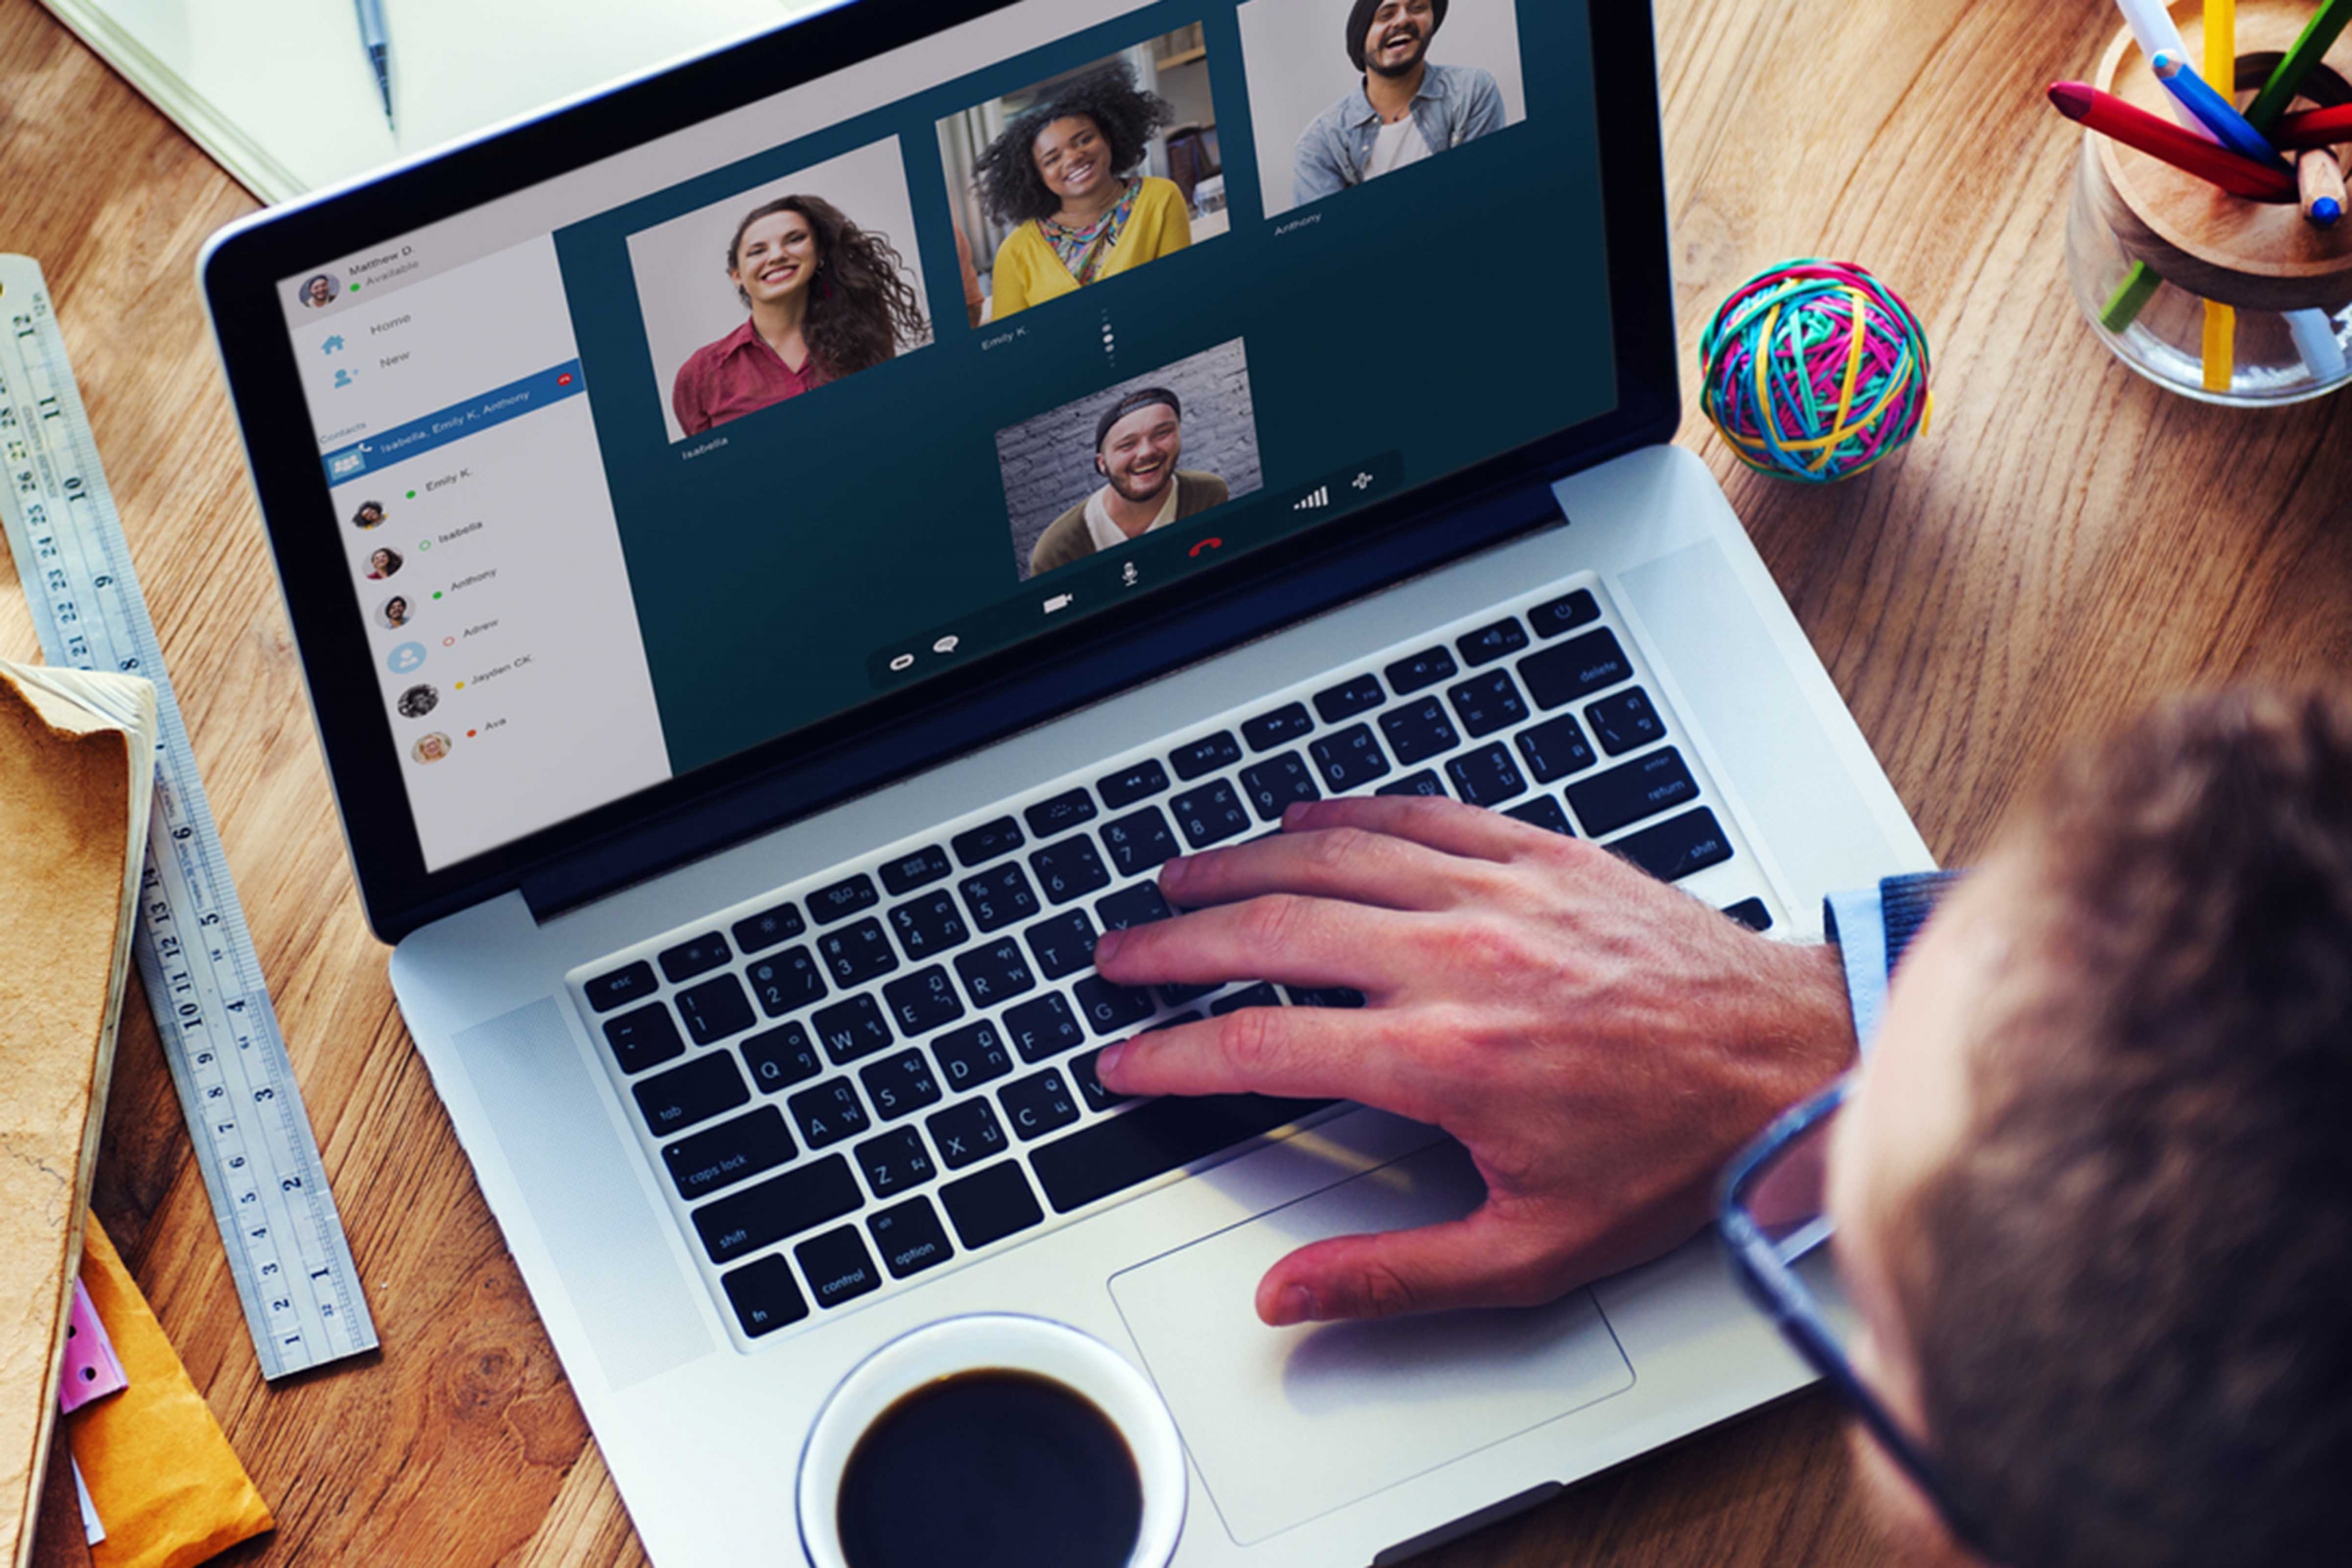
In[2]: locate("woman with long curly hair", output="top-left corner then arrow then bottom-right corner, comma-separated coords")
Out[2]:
972,62 -> 1191,322
671,194 -> 931,437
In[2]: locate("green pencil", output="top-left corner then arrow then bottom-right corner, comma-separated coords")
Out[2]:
2246,0 -> 2352,132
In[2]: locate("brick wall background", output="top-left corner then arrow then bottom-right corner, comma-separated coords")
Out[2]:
998,338 -> 1262,579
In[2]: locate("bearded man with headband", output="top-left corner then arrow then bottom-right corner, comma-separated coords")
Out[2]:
1292,0 -> 1507,208
1027,388 -> 1229,578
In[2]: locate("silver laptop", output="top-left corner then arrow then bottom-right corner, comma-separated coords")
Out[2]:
200,0 -> 1930,1560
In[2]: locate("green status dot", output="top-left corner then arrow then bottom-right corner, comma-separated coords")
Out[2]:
418,539 -> 430,550
406,490 -> 416,499
433,591 -> 443,600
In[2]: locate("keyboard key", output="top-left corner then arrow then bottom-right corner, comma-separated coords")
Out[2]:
1148,1010 -> 1205,1031
1286,987 -> 1366,1008
675,974 -> 755,1044
633,1052 -> 752,1140
1457,616 -> 1530,666
694,1154 -> 862,1265
932,1020 -> 1014,1092
1384,646 -> 1458,694
602,1004 -> 685,1075
927,1099 -> 1010,1170
953,938 -> 1036,1007
1613,807 -> 1734,882
1241,703 -> 1315,751
746,947 -> 826,1015
1723,897 -> 1774,932
811,994 -> 895,1066
887,890 -> 968,961
1520,628 -> 1633,710
1239,751 -> 1319,821
1024,908 -> 1098,981
1528,588 -> 1601,638
809,874 -> 879,925
1170,781 -> 1250,848
867,1197 -> 956,1280
1096,882 -> 1173,931
881,966 -> 964,1035
1446,670 -> 1529,739
1156,980 -> 1222,1009
730,903 -> 806,956
742,1022 -> 823,1093
1376,769 -> 1446,797
877,845 -> 952,897
1097,758 -> 1170,808
1031,836 -> 1112,905
1209,982 -> 1282,1015
959,863 -> 1041,932
1379,696 -> 1461,768
1170,731 -> 1243,781
796,1225 -> 882,1310
939,1162 -> 1045,1249
1073,974 -> 1155,1036
583,961 -> 657,1014
1101,807 -> 1181,877
1310,724 -> 1393,791
1029,1094 -> 1331,1214
657,932 -> 731,984
1447,743 -> 1528,807
721,1253 -> 808,1337
818,918 -> 899,987
1517,713 -> 1598,784
951,817 -> 1024,867
1071,1048 -> 1130,1111
787,1078 -> 871,1147
1004,993 -> 1084,1063
1024,788 -> 1098,838
1312,672 -> 1385,723
1587,687 -> 1665,755
860,1048 -> 944,1122
853,1125 -> 937,1196
1504,795 -> 1575,836
1001,1069 -> 1081,1141
662,1106 -> 796,1201
1566,747 -> 1699,836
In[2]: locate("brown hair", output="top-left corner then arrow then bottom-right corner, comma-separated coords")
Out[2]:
1899,687 -> 2352,1568
725,195 -> 930,377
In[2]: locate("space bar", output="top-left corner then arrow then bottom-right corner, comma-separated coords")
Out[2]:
1030,1094 -> 1334,1214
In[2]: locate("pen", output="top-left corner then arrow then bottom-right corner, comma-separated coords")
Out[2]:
2150,50 -> 2283,166
356,0 -> 394,133
2046,82 -> 2299,201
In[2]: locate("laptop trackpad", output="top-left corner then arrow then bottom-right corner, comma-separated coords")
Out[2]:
1109,1141 -> 1634,1546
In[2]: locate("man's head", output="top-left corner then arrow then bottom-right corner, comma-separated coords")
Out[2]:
1347,0 -> 1445,76
1093,389 -> 1183,503
1828,687 -> 2352,1568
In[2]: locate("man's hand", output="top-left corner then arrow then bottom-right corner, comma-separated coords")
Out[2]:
1091,795 -> 1853,1326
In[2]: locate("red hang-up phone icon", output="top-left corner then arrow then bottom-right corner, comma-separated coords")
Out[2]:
1188,536 -> 1223,558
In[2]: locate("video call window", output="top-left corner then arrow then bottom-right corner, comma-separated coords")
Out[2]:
998,339 -> 1262,581
939,28 -> 1227,328
626,138 -> 937,445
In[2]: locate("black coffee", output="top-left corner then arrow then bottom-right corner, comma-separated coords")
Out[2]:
836,1369 -> 1144,1568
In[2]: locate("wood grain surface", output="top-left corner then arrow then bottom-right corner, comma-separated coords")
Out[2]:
3,0 -> 2348,1562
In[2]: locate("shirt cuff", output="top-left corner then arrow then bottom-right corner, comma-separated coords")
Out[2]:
1822,885 -> 1891,1055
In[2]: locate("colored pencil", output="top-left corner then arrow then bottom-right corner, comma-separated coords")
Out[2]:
2245,0 -> 2352,132
2301,148 -> 2346,225
2114,0 -> 2217,139
2201,0 -> 2235,396
2274,103 -> 2352,152
2152,50 -> 2286,165
2048,82 -> 2300,200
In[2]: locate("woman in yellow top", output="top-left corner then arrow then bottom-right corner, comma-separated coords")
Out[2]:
973,62 -> 1193,321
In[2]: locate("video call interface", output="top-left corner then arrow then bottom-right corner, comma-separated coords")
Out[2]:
284,0 -> 1616,871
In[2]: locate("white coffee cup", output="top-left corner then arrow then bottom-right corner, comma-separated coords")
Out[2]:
796,1314 -> 1187,1568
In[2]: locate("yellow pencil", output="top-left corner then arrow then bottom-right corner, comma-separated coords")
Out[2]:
2202,0 -> 2237,392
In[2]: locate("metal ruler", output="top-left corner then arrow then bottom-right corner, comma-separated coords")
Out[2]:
0,254 -> 377,1380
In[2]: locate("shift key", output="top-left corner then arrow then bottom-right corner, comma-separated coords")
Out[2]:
693,1153 -> 861,1265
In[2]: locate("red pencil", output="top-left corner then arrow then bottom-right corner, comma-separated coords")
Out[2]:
2049,81 -> 2300,200
2274,102 -> 2352,152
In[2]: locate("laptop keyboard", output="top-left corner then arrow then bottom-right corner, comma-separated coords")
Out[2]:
571,574 -> 1774,1348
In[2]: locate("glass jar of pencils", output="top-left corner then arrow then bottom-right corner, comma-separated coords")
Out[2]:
2065,0 -> 2352,404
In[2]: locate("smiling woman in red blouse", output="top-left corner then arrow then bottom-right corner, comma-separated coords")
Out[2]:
671,194 -> 932,437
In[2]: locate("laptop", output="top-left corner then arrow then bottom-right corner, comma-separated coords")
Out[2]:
199,0 -> 1931,1560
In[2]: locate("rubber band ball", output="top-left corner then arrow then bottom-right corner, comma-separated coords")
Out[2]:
1699,259 -> 1933,484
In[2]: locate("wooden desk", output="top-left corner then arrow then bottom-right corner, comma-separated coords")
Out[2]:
5,0 -> 2347,1561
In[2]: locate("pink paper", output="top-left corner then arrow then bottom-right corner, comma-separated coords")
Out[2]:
57,1276 -> 128,1412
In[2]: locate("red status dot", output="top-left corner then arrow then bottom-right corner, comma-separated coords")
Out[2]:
467,729 -> 478,738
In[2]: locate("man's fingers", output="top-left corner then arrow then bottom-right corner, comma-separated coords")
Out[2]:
1094,1002 -> 1419,1110
1282,795 -> 1555,863
1093,894 -> 1406,991
1157,825 -> 1490,913
1251,1202 -> 1568,1325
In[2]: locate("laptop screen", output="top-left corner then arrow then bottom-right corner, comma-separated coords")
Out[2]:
274,0 -> 1612,872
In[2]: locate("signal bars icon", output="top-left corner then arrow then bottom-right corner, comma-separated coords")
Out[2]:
1294,485 -> 1331,512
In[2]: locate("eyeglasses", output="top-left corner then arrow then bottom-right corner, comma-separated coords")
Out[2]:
1716,1075 -> 1995,1559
